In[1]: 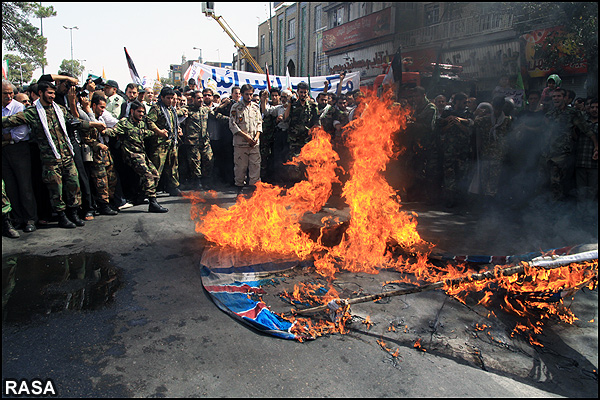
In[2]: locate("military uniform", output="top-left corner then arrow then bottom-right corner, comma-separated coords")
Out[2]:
544,107 -> 593,200
183,103 -> 213,185
319,104 -> 349,139
229,99 -> 262,187
146,102 -> 180,192
472,114 -> 512,197
107,116 -> 160,199
260,103 -> 279,182
435,108 -> 474,205
407,99 -> 439,202
287,97 -> 319,159
82,126 -> 117,206
2,104 -> 92,212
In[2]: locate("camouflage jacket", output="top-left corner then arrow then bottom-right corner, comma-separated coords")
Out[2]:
288,98 -> 319,144
2,104 -> 91,163
545,106 -> 593,157
184,104 -> 210,146
106,117 -> 156,157
319,104 -> 349,137
147,102 -> 178,146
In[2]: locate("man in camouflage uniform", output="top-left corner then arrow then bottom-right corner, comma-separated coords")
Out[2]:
286,82 -> 320,159
544,88 -> 597,201
406,86 -> 439,202
2,81 -> 106,228
146,86 -> 182,196
106,100 -> 168,213
259,88 -> 282,183
435,92 -> 474,208
183,90 -> 213,190
285,82 -> 319,183
229,84 -> 262,192
319,94 -> 349,141
82,93 -> 119,216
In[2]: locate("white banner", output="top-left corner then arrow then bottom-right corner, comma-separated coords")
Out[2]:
184,62 -> 360,98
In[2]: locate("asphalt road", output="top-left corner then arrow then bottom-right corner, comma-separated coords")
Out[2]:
2,189 -> 598,398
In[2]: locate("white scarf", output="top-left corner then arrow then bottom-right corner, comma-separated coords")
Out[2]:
34,99 -> 74,159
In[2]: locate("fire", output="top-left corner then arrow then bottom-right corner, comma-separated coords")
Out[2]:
191,90 -> 598,346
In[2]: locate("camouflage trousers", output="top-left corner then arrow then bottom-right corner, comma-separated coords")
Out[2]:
90,151 -> 117,205
185,141 -> 214,180
259,136 -> 275,181
148,141 -> 179,190
547,153 -> 575,201
123,151 -> 159,198
442,154 -> 470,202
2,179 -> 11,215
41,157 -> 81,212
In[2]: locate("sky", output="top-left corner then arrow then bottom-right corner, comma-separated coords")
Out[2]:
25,2 -> 273,89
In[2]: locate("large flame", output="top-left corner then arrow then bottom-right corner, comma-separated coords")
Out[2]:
189,91 -> 597,345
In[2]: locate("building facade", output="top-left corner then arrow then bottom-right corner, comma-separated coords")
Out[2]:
256,2 -> 590,100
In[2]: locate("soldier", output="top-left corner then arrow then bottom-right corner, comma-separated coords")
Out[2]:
406,86 -> 439,203
82,93 -> 119,216
544,88 -> 597,201
2,81 -> 106,228
259,88 -> 281,183
319,94 -> 349,141
104,80 -> 124,119
284,81 -> 319,182
146,86 -> 182,197
106,100 -> 168,213
435,92 -> 474,208
183,90 -> 213,190
229,84 -> 262,193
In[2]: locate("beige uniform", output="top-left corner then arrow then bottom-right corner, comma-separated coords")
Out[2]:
229,100 -> 262,187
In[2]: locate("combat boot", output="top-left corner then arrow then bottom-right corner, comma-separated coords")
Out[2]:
57,211 -> 76,229
148,197 -> 168,213
3,214 -> 20,238
98,203 -> 118,216
192,178 -> 204,191
67,207 -> 85,227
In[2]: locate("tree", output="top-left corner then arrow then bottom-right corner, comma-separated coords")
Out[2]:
3,54 -> 35,85
1,2 -> 56,68
59,59 -> 85,79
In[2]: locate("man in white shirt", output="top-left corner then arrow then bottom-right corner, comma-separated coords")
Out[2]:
2,80 -> 37,233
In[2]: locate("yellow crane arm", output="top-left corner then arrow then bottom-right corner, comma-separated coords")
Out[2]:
209,14 -> 264,74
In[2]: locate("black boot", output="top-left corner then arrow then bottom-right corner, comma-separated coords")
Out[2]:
3,214 -> 20,238
168,186 -> 182,197
67,208 -> 85,227
98,203 -> 118,216
148,197 -> 168,213
57,211 -> 76,229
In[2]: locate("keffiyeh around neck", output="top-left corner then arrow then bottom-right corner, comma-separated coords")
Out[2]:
34,99 -> 74,159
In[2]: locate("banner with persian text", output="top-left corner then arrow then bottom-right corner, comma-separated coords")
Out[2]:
183,62 -> 360,98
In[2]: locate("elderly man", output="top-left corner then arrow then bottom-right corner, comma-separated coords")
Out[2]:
2,80 -> 37,233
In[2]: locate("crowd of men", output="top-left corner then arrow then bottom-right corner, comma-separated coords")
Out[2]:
2,70 -> 598,239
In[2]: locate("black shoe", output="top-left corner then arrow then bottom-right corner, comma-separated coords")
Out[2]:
23,220 -> 37,233
57,211 -> 76,229
168,187 -> 182,197
131,194 -> 147,206
67,208 -> 85,227
148,198 -> 168,213
98,204 -> 118,216
3,215 -> 20,238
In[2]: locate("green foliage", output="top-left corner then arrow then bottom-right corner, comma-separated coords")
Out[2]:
1,2 -> 56,68
59,59 -> 85,78
3,54 -> 35,84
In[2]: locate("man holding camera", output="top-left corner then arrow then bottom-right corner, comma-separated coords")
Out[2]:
2,81 -> 106,228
